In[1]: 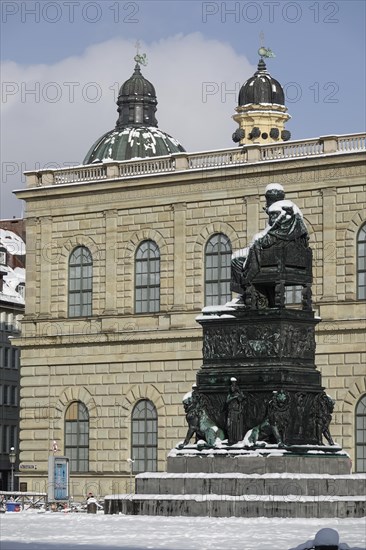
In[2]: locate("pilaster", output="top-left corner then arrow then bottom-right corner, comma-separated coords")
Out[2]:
39,216 -> 52,318
321,187 -> 337,301
103,210 -> 118,315
23,217 -> 39,318
245,195 -> 260,242
171,203 -> 187,311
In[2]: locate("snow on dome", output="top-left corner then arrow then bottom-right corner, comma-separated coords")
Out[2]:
238,60 -> 285,107
83,126 -> 185,164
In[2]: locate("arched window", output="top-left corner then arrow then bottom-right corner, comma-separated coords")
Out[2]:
135,241 -> 160,313
205,233 -> 232,306
64,401 -> 89,473
131,399 -> 157,474
68,246 -> 93,317
355,394 -> 366,473
357,224 -> 366,300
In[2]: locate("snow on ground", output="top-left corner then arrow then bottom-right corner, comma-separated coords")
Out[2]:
0,512 -> 365,550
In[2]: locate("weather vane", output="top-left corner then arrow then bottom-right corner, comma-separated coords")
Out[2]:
258,31 -> 275,59
134,40 -> 148,66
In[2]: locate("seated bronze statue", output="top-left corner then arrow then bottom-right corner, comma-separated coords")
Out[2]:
231,184 -> 312,309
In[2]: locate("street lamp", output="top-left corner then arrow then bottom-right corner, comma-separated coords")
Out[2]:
126,458 -> 135,494
9,447 -> 16,493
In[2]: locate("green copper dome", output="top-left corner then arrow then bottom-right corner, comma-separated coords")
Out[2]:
83,62 -> 185,164
83,127 -> 185,163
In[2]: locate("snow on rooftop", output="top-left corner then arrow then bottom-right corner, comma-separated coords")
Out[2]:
0,229 -> 26,305
0,228 -> 25,255
0,266 -> 25,305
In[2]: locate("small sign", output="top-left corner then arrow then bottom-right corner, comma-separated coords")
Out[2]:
19,464 -> 37,470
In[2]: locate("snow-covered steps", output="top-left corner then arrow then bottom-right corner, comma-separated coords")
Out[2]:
167,445 -> 352,475
104,472 -> 366,518
135,472 -> 366,498
104,449 -> 365,518
104,492 -> 366,518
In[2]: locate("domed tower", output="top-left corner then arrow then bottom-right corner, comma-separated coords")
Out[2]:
232,50 -> 291,146
83,57 -> 185,164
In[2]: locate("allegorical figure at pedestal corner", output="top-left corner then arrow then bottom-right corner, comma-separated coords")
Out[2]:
226,377 -> 245,445
231,183 -> 313,309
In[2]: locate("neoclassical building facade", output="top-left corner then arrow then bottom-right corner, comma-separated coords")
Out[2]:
13,58 -> 366,499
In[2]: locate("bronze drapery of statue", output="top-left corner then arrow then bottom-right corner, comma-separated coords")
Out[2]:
231,183 -> 312,309
226,378 -> 245,445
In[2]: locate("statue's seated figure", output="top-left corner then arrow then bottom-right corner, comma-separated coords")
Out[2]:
231,184 -> 312,309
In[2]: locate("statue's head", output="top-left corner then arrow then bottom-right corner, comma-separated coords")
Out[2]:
268,209 -> 280,226
324,393 -> 335,412
274,389 -> 288,406
265,183 -> 285,211
230,377 -> 237,390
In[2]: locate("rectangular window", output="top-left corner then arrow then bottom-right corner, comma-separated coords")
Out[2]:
2,425 -> 9,453
3,385 -> 9,405
11,348 -> 19,369
10,425 -> 17,448
11,386 -> 17,406
285,285 -> 302,305
68,247 -> 93,318
205,234 -> 232,306
4,347 -> 10,368
17,284 -> 25,299
135,241 -> 160,314
357,226 -> 366,300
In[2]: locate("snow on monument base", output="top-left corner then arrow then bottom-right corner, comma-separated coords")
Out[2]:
104,448 -> 366,518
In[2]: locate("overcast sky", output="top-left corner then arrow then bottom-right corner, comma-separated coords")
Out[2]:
1,0 -> 365,218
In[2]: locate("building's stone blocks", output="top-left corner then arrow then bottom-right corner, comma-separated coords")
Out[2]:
13,151 -> 366,499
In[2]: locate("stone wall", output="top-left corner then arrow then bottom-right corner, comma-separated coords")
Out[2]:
15,150 -> 366,498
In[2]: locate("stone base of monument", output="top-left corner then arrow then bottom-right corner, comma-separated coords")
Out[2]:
104,446 -> 366,518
